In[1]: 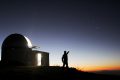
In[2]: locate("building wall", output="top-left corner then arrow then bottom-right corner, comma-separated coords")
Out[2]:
1,47 -> 49,66
32,50 -> 49,66
41,53 -> 49,66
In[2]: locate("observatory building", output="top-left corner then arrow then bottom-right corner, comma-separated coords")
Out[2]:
1,33 -> 49,66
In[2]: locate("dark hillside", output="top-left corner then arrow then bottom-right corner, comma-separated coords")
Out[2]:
0,66 -> 119,80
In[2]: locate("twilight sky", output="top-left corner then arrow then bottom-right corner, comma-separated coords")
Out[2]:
0,0 -> 120,71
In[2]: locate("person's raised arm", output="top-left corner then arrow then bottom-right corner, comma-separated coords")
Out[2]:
67,51 -> 69,54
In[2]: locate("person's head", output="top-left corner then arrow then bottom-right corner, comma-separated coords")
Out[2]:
64,51 -> 66,54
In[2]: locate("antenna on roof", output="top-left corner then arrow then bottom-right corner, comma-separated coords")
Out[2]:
32,46 -> 40,49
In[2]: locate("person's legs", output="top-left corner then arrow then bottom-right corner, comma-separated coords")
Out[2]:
63,62 -> 65,67
66,62 -> 68,68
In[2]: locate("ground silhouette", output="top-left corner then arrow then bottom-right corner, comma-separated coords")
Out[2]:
0,66 -> 120,80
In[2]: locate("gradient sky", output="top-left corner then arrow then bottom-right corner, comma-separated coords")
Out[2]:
0,0 -> 120,71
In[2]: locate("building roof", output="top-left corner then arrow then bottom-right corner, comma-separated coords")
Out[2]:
32,50 -> 49,54
2,33 -> 32,48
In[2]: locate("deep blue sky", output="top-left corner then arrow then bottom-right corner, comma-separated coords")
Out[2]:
0,0 -> 120,71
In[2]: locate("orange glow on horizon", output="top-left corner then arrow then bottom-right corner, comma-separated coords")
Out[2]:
75,65 -> 120,72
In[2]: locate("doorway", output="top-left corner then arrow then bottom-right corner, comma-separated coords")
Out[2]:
37,53 -> 41,66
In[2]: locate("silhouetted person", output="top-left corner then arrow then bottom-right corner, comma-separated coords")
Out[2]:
62,51 -> 69,68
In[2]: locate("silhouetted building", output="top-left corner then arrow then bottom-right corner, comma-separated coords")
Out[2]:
1,33 -> 49,66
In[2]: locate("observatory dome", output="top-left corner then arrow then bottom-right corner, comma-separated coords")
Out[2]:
1,33 -> 33,66
2,33 -> 32,49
